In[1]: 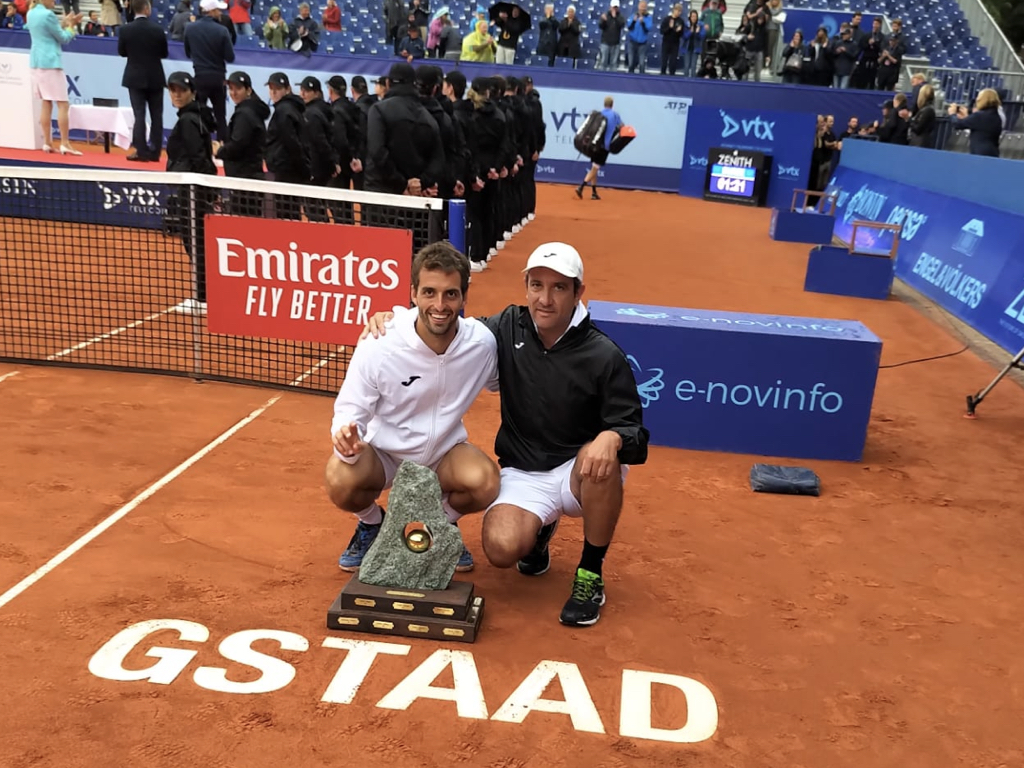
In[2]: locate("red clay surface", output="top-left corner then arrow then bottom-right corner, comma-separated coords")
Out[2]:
2,183 -> 1024,768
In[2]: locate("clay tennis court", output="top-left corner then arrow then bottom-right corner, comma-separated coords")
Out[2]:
2,181 -> 1023,768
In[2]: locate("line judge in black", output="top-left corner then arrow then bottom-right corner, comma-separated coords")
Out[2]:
118,0 -> 168,161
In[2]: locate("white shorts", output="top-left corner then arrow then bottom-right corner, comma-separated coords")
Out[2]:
31,68 -> 69,103
370,445 -> 448,490
487,457 -> 629,527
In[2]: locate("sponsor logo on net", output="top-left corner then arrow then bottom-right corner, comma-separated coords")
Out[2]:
0,178 -> 37,196
87,619 -> 720,745
98,183 -> 165,215
719,110 -> 775,141
628,355 -> 845,413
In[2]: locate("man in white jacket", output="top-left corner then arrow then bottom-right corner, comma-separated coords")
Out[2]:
327,242 -> 500,572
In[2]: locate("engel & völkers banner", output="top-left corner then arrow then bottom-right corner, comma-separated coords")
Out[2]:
204,216 -> 411,346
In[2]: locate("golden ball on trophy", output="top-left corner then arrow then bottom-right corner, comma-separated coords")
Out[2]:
404,523 -> 433,553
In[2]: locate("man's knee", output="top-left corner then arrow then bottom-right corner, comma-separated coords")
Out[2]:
481,506 -> 540,568
466,460 -> 501,505
324,455 -> 374,510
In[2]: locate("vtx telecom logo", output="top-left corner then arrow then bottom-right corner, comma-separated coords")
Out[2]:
719,110 -> 775,141
777,165 -> 800,178
550,107 -> 587,132
690,155 -> 708,167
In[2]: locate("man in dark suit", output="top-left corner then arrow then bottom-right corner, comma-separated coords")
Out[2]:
118,0 -> 168,161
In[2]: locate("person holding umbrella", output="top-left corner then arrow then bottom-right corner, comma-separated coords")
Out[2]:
427,5 -> 448,57
492,2 -> 530,65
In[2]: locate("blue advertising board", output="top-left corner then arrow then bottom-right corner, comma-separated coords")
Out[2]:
827,165 -> 1024,354
0,172 -> 172,230
680,106 -> 817,209
590,300 -> 882,462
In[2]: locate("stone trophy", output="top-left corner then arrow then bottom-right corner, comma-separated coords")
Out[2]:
327,461 -> 484,643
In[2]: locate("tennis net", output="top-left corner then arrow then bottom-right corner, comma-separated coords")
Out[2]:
0,166 -> 447,396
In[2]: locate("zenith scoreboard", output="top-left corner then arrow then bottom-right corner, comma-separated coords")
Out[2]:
703,147 -> 771,207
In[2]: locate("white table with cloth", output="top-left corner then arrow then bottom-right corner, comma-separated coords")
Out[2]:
67,105 -> 138,152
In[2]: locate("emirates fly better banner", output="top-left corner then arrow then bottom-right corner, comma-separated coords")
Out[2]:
204,216 -> 412,345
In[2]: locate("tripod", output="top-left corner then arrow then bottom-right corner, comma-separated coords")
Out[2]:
965,345 -> 1024,418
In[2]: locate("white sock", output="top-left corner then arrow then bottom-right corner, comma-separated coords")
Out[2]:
356,502 -> 383,525
442,495 -> 462,524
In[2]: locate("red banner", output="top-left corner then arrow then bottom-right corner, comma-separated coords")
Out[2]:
203,216 -> 412,345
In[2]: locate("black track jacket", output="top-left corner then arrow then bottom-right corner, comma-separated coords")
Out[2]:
481,305 -> 649,472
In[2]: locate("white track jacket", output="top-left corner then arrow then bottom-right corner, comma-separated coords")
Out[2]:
331,309 -> 499,464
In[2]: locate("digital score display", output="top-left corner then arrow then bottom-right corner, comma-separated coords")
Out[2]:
703,147 -> 770,207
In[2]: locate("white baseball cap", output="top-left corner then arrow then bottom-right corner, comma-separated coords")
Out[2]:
523,242 -> 584,282
200,0 -> 228,11
610,0 -> 620,6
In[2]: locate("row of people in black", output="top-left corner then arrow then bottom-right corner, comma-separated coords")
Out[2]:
164,62 -> 547,277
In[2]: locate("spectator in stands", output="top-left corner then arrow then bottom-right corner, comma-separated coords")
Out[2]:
184,0 -> 234,140
575,96 -> 621,201
680,10 -> 706,77
322,0 -> 341,32
164,70 -> 216,315
830,23 -> 857,89
698,53 -> 717,77
700,0 -> 721,39
99,0 -> 121,36
439,16 -> 462,59
119,0 -> 167,162
877,97 -> 907,145
779,29 -> 803,84
83,10 -> 105,34
806,115 -> 829,208
739,1 -> 768,81
215,71 -> 268,185
2,3 -> 26,29
427,7 -> 447,57
626,0 -> 652,73
907,72 -> 925,115
410,0 -> 428,40
596,0 -> 625,70
948,88 -> 1003,158
398,23 -> 425,60
558,5 -> 582,66
876,18 -> 903,92
494,4 -> 529,65
264,72 -> 311,221
26,0 -> 82,154
659,4 -> 684,76
851,15 -> 881,89
385,0 -> 404,53
908,84 -> 936,149
262,6 -> 287,48
461,18 -> 495,62
168,1 -> 192,40
227,0 -> 251,36
765,0 -> 782,72
848,10 -> 865,47
807,26 -> 831,87
289,3 -> 319,55
536,4 -> 558,66
365,62 -> 444,198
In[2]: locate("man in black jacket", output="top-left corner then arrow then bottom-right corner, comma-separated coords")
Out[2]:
364,62 -> 444,198
363,242 -> 649,627
183,0 -> 235,139
119,0 -> 167,162
349,75 -> 374,190
265,72 -> 310,220
522,76 -> 545,221
416,64 -> 465,200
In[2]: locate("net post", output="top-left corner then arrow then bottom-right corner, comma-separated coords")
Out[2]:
448,199 -> 467,255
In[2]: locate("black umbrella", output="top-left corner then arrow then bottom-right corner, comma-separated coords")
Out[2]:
701,0 -> 727,12
489,2 -> 532,31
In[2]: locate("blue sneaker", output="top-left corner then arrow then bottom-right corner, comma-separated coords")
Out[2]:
456,545 -> 475,572
338,520 -> 382,572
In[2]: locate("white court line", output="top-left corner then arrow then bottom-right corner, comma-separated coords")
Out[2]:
46,306 -> 177,361
0,371 -> 20,384
0,395 -> 281,611
289,349 -> 343,387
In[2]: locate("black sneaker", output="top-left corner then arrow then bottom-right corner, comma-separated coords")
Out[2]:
559,568 -> 606,626
591,190 -> 601,200
517,519 -> 560,576
574,185 -> 583,199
